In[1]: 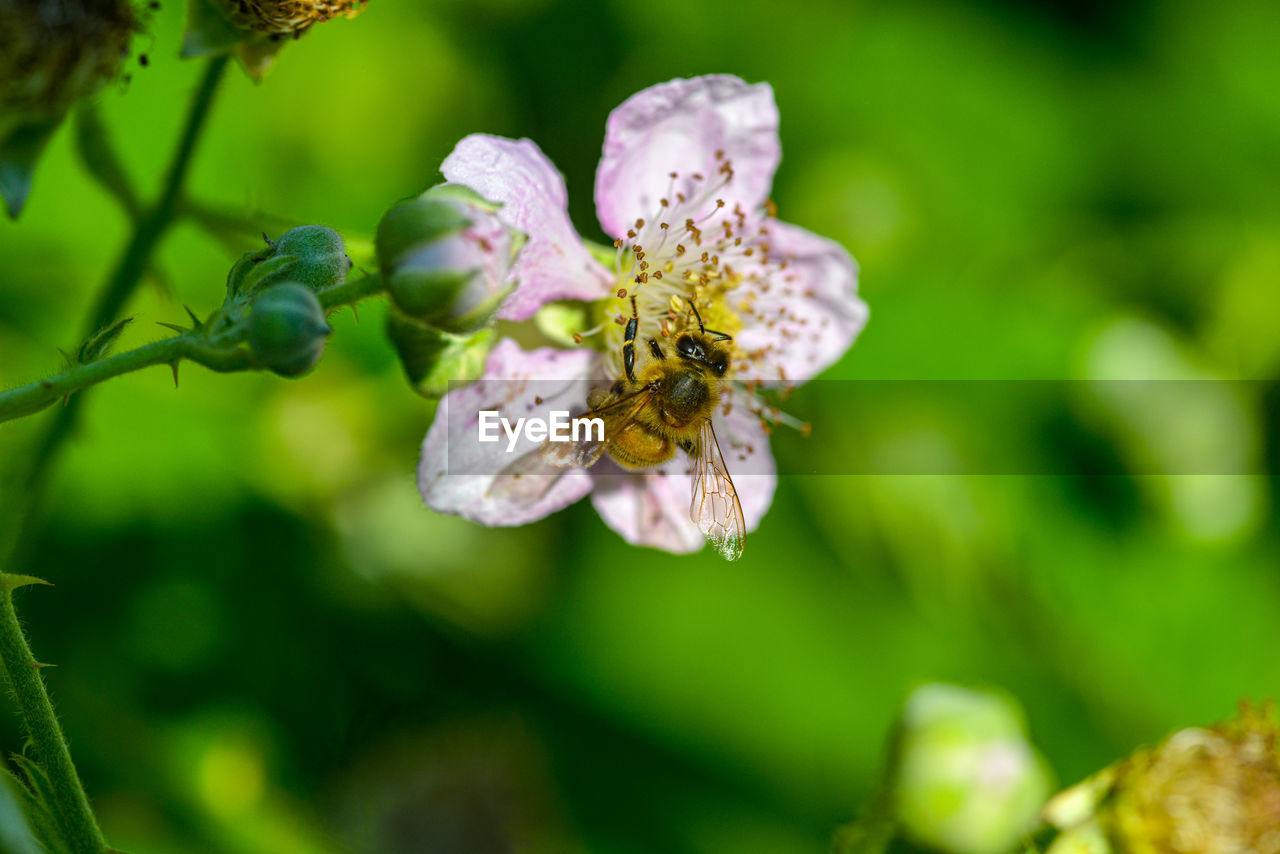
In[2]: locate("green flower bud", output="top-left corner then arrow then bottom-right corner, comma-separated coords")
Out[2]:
1045,702 -> 1280,854
376,183 -> 518,334
248,282 -> 331,377
226,226 -> 351,298
889,684 -> 1052,854
272,225 -> 352,292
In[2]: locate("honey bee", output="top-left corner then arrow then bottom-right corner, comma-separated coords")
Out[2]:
493,299 -> 747,560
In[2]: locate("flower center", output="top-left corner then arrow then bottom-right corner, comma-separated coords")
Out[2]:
597,153 -> 778,381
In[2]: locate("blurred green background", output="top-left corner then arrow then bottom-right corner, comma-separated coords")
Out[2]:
3,0 -> 1280,851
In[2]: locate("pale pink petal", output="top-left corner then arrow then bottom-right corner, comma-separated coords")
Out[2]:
590,464 -> 706,555
419,339 -> 601,526
595,75 -> 780,240
589,393 -> 776,555
733,219 -> 867,385
442,135 -> 613,320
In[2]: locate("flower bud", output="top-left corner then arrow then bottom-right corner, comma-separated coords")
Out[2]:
376,183 -> 518,334
889,684 -> 1052,854
1,0 -> 137,217
1045,701 -> 1280,854
226,226 -> 351,298
248,282 -> 331,377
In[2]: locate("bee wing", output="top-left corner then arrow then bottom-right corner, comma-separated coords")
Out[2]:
487,386 -> 653,503
689,418 -> 747,561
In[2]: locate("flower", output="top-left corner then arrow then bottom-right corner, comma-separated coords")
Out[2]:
418,75 -> 868,555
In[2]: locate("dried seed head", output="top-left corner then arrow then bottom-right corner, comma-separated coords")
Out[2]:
1045,701 -> 1280,854
219,0 -> 366,36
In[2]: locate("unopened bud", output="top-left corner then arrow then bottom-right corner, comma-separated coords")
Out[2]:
227,225 -> 351,298
248,282 -> 331,377
889,684 -> 1052,854
1045,701 -> 1280,854
376,183 -> 518,334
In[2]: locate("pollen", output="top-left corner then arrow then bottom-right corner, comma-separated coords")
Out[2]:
598,154 -> 783,382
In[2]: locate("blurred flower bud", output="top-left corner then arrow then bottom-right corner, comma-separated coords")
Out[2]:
889,683 -> 1052,854
376,183 -> 518,334
217,0 -> 366,35
248,282 -> 331,377
0,0 -> 137,217
226,225 -> 351,298
1044,701 -> 1280,854
0,0 -> 136,116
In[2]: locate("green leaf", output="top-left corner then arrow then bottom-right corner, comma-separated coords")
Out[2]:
0,575 -> 52,593
385,310 -> 496,398
0,768 -> 43,854
0,116 -> 64,219
6,759 -> 73,854
76,317 -> 133,364
235,38 -> 288,82
181,0 -> 242,58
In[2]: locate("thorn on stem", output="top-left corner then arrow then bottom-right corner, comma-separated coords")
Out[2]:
169,361 -> 180,388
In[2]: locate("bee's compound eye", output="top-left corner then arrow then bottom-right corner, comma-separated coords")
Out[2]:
711,356 -> 728,376
676,334 -> 699,358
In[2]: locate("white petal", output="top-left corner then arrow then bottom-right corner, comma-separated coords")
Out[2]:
442,135 -> 613,320
595,75 -> 780,239
418,339 -> 599,526
734,220 -> 867,384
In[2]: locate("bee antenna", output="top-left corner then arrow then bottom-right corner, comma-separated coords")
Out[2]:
686,298 -> 706,333
705,329 -> 732,342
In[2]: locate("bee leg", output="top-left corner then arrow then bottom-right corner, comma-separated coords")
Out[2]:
622,296 -> 639,383
647,338 -> 664,360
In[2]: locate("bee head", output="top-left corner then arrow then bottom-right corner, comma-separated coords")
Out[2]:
676,333 -> 731,377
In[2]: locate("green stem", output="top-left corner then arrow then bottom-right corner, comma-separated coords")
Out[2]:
2,54 -> 231,552
83,55 -> 230,338
0,56 -> 231,853
0,274 -> 384,425
0,581 -> 106,853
